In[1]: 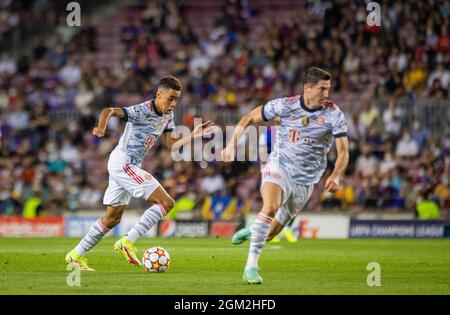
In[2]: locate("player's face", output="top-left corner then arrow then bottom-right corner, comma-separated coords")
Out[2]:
305,80 -> 331,108
156,88 -> 181,113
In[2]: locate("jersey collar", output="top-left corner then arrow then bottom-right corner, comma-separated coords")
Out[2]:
152,99 -> 164,117
300,95 -> 324,113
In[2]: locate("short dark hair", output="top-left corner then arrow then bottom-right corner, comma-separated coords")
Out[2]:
159,75 -> 182,91
302,67 -> 332,86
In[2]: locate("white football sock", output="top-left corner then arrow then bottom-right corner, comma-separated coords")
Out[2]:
125,204 -> 167,243
245,212 -> 272,270
74,219 -> 110,256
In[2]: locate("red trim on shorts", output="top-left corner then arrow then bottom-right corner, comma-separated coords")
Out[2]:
125,164 -> 145,183
123,164 -> 144,184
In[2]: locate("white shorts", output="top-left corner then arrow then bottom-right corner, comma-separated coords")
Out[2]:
103,149 -> 161,206
261,162 -> 314,226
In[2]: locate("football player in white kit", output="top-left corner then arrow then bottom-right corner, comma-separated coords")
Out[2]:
222,67 -> 349,284
66,76 -> 213,270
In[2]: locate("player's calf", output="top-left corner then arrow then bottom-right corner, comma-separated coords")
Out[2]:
147,186 -> 175,216
103,205 -> 126,229
160,198 -> 174,215
101,215 -> 121,228
121,188 -> 174,250
266,221 -> 285,241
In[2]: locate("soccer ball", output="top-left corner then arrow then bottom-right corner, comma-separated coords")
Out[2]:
142,246 -> 170,273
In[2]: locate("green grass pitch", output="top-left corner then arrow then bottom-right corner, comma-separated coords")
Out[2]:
0,237 -> 449,294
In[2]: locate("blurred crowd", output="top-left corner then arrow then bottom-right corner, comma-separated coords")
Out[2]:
0,0 -> 449,218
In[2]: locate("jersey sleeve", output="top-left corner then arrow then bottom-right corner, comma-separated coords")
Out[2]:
332,111 -> 348,138
122,101 -> 151,124
262,97 -> 294,121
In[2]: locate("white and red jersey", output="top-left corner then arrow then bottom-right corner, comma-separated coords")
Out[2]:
115,99 -> 175,166
262,95 -> 348,185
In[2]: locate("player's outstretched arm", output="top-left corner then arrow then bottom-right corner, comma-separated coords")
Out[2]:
92,108 -> 125,137
164,120 -> 214,151
221,105 -> 265,162
325,136 -> 349,193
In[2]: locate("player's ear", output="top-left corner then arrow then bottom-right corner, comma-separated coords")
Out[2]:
304,82 -> 316,92
156,88 -> 163,100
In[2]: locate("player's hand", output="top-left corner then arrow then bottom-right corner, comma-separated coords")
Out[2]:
192,120 -> 215,138
221,145 -> 236,162
92,127 -> 106,137
325,175 -> 340,193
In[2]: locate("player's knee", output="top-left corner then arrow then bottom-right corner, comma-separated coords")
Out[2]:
262,203 -> 278,216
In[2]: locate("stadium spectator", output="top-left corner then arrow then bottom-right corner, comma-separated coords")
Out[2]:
411,119 -> 430,151
22,190 -> 43,218
428,79 -> 449,100
379,150 -> 397,176
59,57 -> 81,87
415,191 -> 441,219
434,177 -> 450,209
395,129 -> 419,158
358,99 -> 379,135
199,166 -> 226,196
355,146 -> 378,179
403,62 -> 428,96
0,190 -> 21,216
382,99 -> 403,144
427,63 -> 450,90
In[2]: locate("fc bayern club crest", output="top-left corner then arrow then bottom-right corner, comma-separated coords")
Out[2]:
301,116 -> 310,126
